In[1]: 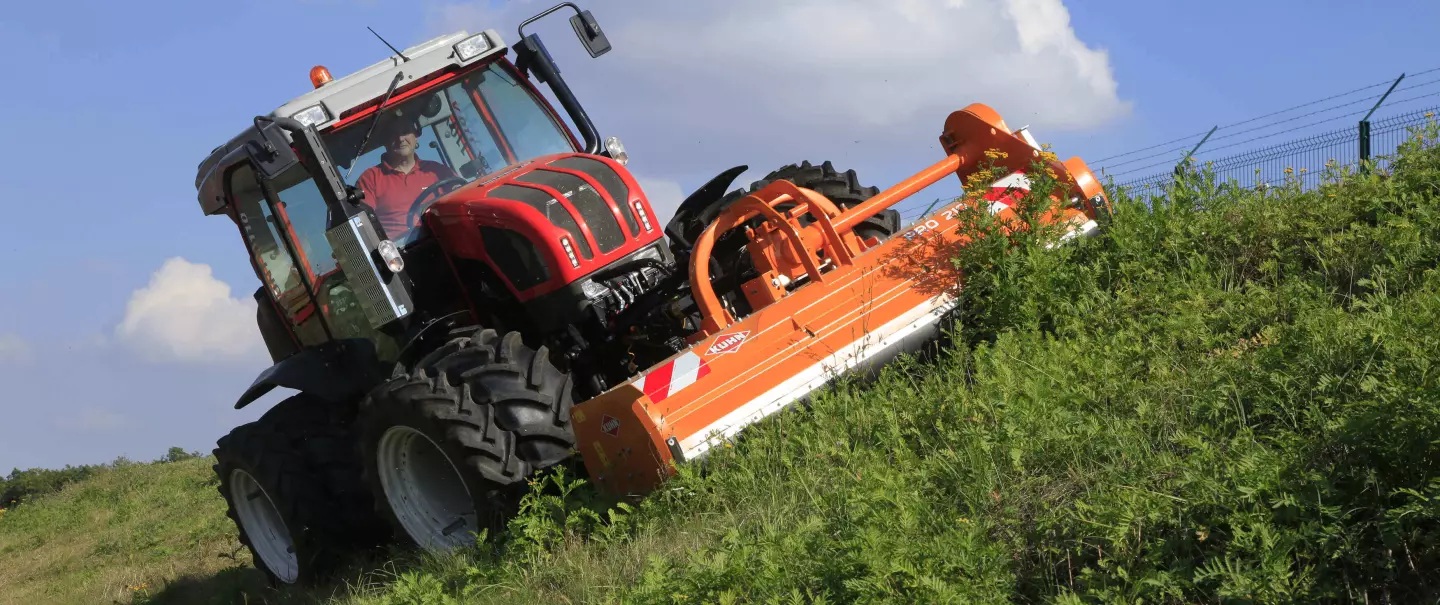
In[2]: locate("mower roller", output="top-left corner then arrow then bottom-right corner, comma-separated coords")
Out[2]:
192,2 -> 1108,584
572,103 -> 1109,494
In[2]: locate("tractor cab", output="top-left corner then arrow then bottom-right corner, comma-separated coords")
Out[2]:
195,6 -> 632,387
319,58 -> 578,243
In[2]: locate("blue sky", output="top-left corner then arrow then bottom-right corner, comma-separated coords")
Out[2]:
1,0 -> 1438,472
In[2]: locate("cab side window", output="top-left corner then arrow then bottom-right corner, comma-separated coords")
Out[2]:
228,164 -> 302,302
227,162 -> 401,363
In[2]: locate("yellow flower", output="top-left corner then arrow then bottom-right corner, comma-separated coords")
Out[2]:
1299,167 -> 1308,174
1284,167 -> 1294,174
983,148 -> 1009,160
1428,112 -> 1436,119
1038,150 -> 1058,162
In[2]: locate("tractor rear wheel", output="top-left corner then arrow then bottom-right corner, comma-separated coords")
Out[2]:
213,396 -> 384,585
358,326 -> 575,551
726,160 -> 900,244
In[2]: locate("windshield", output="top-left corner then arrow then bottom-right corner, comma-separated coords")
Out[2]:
323,61 -> 575,241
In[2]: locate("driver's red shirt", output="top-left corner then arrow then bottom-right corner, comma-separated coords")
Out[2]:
356,157 -> 458,236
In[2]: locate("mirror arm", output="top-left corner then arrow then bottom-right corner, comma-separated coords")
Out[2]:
514,2 -> 607,155
517,2 -> 582,39
515,34 -> 601,154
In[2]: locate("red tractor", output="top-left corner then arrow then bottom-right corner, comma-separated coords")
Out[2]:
196,4 -> 901,584
195,2 -> 1107,585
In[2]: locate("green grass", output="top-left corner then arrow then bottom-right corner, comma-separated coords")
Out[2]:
0,458 -> 264,605
5,124 -> 1439,604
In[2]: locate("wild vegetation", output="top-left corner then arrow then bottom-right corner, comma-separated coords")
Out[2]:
2,123 -> 1437,604
0,447 -> 201,509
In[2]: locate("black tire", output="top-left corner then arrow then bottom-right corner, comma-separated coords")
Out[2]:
358,326 -> 575,551
213,396 -> 384,586
724,160 -> 900,244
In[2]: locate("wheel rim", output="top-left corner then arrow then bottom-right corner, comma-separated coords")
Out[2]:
228,469 -> 299,583
376,425 -> 477,551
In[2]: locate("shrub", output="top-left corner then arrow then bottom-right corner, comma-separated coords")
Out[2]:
0,464 -> 98,508
1,446 -> 207,508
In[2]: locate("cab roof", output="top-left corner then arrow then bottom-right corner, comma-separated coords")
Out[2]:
194,29 -> 508,216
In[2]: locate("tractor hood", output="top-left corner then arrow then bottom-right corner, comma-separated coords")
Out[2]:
422,152 -> 664,300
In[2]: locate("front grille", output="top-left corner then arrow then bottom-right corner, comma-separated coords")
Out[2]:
548,156 -> 641,235
517,170 -> 626,254
489,184 -> 593,259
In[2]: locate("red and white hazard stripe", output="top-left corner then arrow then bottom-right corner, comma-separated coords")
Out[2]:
632,350 -> 711,403
983,170 -> 1100,247
984,171 -> 1031,214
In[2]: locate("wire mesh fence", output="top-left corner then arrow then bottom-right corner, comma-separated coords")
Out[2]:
1109,106 -> 1437,194
1370,108 -> 1438,170
893,70 -> 1440,225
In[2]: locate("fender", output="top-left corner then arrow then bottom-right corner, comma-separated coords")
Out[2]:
253,286 -> 299,363
393,311 -> 476,371
235,338 -> 382,409
664,165 -> 749,252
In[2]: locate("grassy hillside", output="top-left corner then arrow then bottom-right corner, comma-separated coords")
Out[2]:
0,458 -> 263,605
3,123 -> 1438,604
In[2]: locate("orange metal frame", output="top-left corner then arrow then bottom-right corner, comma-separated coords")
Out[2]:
570,104 -> 1109,495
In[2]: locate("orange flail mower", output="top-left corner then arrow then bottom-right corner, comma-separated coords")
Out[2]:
572,103 -> 1109,495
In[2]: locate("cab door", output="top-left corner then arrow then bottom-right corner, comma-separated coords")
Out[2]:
225,161 -> 401,363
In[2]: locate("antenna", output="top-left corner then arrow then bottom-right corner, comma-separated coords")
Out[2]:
368,26 -> 410,62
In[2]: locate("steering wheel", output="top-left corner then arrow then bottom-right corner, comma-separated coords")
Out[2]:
405,176 -> 470,231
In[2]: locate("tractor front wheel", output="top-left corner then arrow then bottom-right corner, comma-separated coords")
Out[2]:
358,326 -> 576,551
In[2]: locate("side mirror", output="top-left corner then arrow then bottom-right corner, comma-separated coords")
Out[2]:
569,10 -> 610,58
247,121 -> 301,181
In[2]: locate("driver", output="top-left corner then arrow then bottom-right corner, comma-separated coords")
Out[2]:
355,115 -> 458,236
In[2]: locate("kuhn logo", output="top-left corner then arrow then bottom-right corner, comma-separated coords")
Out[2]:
600,415 -> 620,437
706,330 -> 750,356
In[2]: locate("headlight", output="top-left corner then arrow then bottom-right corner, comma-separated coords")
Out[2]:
377,239 -> 404,273
604,136 -> 628,165
454,34 -> 492,62
292,104 -> 329,128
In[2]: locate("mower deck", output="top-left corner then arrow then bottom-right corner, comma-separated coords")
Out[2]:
572,104 -> 1109,495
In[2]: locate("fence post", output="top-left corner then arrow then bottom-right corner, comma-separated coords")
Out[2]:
1359,120 -> 1371,164
1359,73 -> 1405,173
1173,125 -> 1217,177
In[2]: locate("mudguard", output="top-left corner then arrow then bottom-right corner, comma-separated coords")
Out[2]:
664,165 -> 750,252
234,339 -> 382,409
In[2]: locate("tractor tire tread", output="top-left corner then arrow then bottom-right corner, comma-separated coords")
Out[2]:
213,396 -> 383,585
725,160 -> 899,241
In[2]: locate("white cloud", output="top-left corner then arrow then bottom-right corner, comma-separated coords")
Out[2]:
0,334 -> 33,364
431,0 -> 1127,178
54,406 -> 131,433
116,258 -> 265,363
